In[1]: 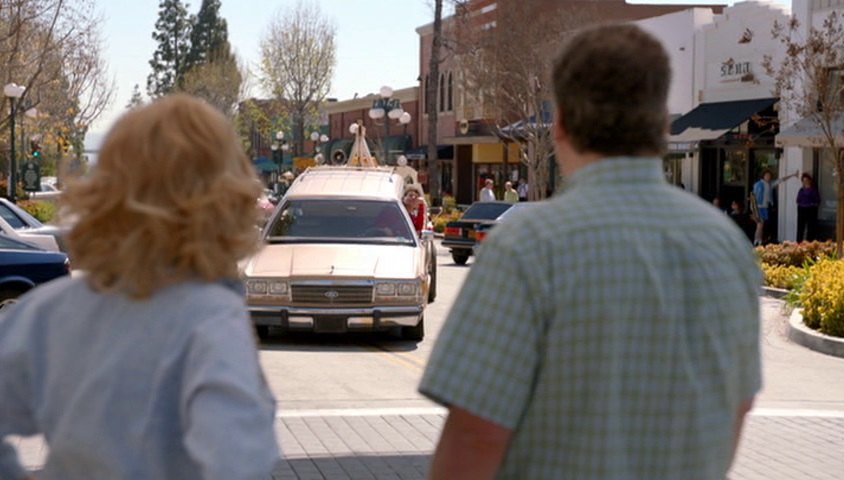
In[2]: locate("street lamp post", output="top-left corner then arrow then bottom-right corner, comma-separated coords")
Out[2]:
270,130 -> 289,192
310,131 -> 329,165
4,83 -> 25,203
368,86 -> 412,164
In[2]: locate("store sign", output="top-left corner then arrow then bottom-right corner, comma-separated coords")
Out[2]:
720,58 -> 755,83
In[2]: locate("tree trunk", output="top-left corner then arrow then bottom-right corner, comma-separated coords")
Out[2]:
837,149 -> 844,259
425,0 -> 443,206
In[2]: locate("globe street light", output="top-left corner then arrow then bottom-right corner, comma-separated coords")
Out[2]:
4,83 -> 25,203
309,131 -> 330,162
368,85 -> 412,164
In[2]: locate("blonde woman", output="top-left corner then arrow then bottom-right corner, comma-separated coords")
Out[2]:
0,95 -> 279,480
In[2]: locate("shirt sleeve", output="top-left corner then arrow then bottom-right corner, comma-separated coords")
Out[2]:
0,306 -> 39,480
419,230 -> 543,429
180,306 -> 280,480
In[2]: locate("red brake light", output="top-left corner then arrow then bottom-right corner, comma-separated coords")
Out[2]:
444,227 -> 460,236
475,231 -> 487,242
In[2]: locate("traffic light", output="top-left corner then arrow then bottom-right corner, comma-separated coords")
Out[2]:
30,139 -> 41,159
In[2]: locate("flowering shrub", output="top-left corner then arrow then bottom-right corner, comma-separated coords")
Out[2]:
18,200 -> 58,223
799,259 -> 844,337
432,211 -> 461,233
755,241 -> 836,267
761,263 -> 807,290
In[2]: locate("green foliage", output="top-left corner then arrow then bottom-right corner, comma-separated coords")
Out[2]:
799,259 -> 844,337
755,241 -> 836,267
17,200 -> 57,223
186,0 -> 228,69
148,0 -> 192,97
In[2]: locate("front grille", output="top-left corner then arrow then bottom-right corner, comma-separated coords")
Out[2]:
291,285 -> 373,305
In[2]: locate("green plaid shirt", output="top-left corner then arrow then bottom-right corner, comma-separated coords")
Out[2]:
420,157 -> 762,480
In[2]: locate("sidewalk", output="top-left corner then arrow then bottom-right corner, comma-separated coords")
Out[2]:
10,409 -> 843,479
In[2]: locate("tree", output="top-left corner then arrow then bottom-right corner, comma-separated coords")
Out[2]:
764,12 -> 844,257
126,84 -> 145,109
179,52 -> 243,116
184,0 -> 227,71
456,1 -> 594,200
147,0 -> 191,98
0,0 -> 113,181
425,0 -> 444,206
260,0 -> 336,156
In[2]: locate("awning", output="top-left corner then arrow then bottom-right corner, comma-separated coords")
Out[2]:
405,145 -> 454,160
776,114 -> 844,147
252,156 -> 276,173
669,97 -> 778,146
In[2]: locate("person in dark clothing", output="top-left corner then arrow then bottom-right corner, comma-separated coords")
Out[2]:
730,199 -> 756,243
796,173 -> 821,242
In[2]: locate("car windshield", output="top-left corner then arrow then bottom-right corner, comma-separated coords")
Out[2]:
266,199 -> 416,245
461,202 -> 513,220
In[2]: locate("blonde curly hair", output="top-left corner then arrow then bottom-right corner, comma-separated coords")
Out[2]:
62,94 -> 262,298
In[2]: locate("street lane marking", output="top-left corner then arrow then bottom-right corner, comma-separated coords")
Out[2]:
750,408 -> 844,418
277,406 -> 447,418
367,342 -> 427,372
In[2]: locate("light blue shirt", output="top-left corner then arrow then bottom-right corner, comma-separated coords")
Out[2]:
421,157 -> 762,479
0,277 -> 279,480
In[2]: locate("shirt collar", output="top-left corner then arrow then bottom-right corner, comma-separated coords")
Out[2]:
566,157 -> 666,189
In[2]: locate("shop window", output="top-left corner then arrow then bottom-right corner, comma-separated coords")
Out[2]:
447,72 -> 453,112
439,74 -> 446,112
722,150 -> 747,187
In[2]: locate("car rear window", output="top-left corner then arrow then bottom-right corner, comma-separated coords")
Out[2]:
462,203 -> 513,220
266,199 -> 416,245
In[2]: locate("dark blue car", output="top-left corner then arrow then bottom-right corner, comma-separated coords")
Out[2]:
0,234 -> 70,310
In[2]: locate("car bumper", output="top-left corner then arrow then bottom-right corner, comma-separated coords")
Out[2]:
441,238 -> 475,251
249,305 -> 423,333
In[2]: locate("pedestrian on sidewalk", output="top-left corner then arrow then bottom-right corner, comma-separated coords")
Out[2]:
503,181 -> 519,203
420,24 -> 762,480
0,94 -> 279,480
796,172 -> 821,242
479,178 -> 496,202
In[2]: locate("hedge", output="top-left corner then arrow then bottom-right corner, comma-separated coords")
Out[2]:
755,241 -> 836,268
799,259 -> 844,337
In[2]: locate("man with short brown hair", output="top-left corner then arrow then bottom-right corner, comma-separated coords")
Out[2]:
420,24 -> 761,479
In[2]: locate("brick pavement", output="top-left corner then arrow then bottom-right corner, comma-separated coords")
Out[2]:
9,409 -> 844,479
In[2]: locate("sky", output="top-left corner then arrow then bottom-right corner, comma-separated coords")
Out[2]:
89,0 -> 792,142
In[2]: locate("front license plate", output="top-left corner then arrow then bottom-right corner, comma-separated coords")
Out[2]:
314,317 -> 347,333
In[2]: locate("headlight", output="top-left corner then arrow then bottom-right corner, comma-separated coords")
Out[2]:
246,279 -> 268,295
375,282 -> 397,296
398,282 -> 417,296
245,278 -> 289,299
269,281 -> 288,295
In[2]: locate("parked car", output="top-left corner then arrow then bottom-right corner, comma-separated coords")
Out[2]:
240,166 -> 436,341
0,198 -> 67,252
28,182 -> 62,202
0,234 -> 70,309
442,201 -> 530,265
0,212 -> 60,252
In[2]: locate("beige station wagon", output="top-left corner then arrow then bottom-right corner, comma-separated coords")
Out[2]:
241,166 -> 436,341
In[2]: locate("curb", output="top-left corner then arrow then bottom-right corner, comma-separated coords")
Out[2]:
787,309 -> 844,359
760,286 -> 789,299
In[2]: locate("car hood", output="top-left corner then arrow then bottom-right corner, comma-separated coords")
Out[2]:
242,243 -> 420,279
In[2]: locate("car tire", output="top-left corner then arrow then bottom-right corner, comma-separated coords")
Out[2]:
401,316 -> 424,341
451,251 -> 469,265
0,287 -> 27,311
255,325 -> 270,340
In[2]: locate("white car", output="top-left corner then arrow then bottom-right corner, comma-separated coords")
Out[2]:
241,166 -> 436,341
0,214 -> 60,252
